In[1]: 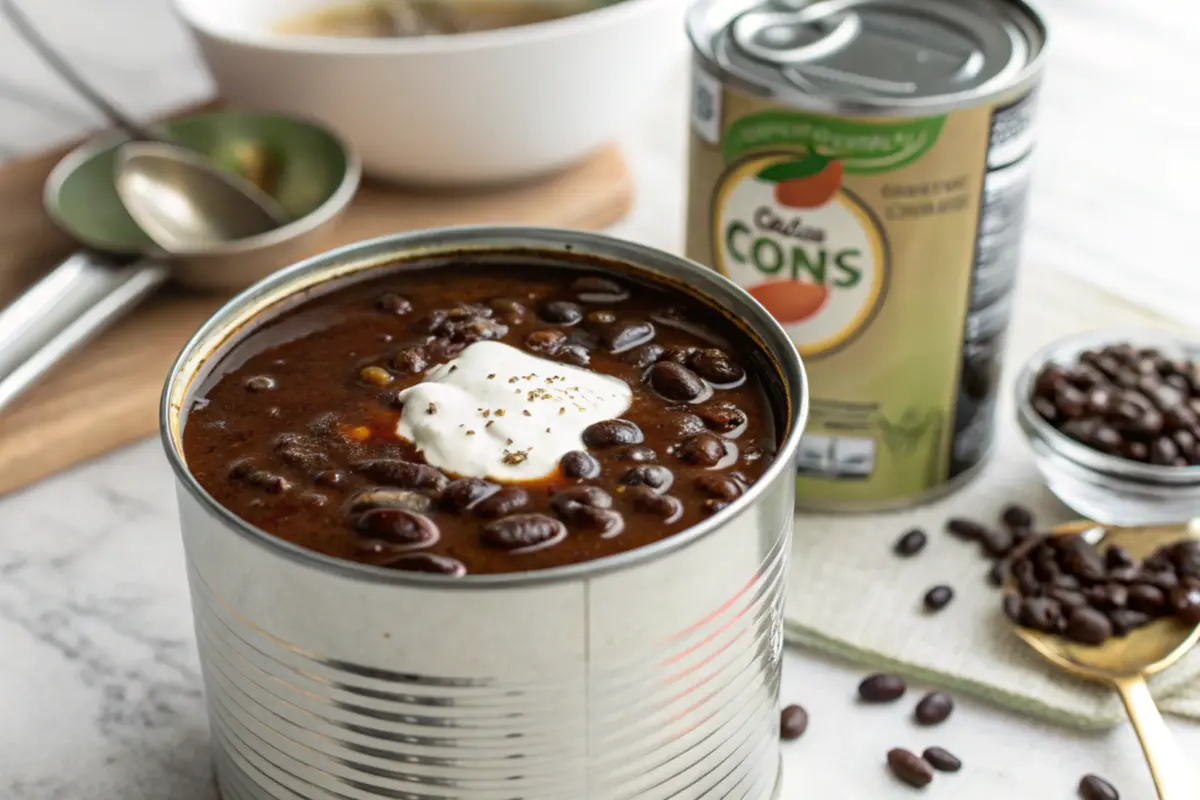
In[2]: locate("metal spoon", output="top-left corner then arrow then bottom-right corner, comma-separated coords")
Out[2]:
114,143 -> 283,251
1005,520 -> 1200,799
0,0 -> 287,221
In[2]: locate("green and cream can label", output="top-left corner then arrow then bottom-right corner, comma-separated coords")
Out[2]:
687,68 -> 1038,508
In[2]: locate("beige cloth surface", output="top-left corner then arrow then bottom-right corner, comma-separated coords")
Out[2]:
783,266 -> 1200,728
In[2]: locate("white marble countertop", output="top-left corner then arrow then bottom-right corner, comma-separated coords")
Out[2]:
4,0 -> 1200,798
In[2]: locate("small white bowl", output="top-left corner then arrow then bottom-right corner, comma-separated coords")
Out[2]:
1015,329 -> 1200,526
174,0 -> 686,185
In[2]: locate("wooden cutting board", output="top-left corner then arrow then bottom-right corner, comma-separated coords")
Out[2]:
0,123 -> 633,497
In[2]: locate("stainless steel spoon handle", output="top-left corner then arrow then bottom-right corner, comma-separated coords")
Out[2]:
0,253 -> 168,415
1114,675 -> 1197,799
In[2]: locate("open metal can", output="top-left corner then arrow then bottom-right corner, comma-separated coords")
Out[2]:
160,227 -> 808,800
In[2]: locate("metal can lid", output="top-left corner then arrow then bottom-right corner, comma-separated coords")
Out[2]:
693,0 -> 1045,114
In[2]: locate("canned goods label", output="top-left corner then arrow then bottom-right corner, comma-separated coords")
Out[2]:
687,83 -> 1037,506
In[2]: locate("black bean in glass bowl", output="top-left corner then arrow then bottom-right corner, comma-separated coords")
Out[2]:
1015,330 -> 1200,526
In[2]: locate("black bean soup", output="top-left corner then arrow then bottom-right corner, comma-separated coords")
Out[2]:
182,263 -> 779,575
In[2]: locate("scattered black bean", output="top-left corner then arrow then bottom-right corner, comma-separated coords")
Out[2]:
376,292 -> 412,315
894,528 -> 927,557
598,320 -> 654,353
697,403 -> 748,433
614,445 -> 657,462
886,748 -> 934,788
694,473 -> 740,500
923,585 -> 954,612
1064,607 -> 1114,645
688,349 -> 745,386
914,692 -> 954,725
780,704 -> 808,741
946,518 -> 988,541
922,747 -> 961,773
623,343 -> 664,368
1000,504 -> 1034,530
858,673 -> 906,703
348,487 -> 435,515
525,328 -> 567,354
352,459 -> 449,494
1078,774 -> 1119,800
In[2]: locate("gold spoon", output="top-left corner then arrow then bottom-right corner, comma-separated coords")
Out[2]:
1006,519 -> 1200,799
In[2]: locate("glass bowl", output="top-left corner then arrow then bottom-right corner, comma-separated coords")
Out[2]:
1015,328 -> 1200,526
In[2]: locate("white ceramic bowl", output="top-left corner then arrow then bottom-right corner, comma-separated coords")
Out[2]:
174,0 -> 686,185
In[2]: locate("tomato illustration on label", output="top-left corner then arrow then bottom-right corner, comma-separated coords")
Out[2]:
711,151 -> 889,357
756,155 -> 845,209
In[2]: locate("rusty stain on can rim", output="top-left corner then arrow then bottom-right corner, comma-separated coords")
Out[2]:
160,226 -> 809,586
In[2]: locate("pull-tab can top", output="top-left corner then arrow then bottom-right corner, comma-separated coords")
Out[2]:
689,0 -> 1046,115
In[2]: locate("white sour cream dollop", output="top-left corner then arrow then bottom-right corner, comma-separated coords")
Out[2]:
394,340 -> 632,482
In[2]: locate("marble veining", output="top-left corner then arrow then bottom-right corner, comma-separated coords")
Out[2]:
3,0 -> 1200,797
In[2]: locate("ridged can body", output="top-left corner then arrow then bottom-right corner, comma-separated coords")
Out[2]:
161,228 -> 808,800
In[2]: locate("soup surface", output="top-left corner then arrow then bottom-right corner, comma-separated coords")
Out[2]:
182,263 -> 779,575
273,0 -> 592,38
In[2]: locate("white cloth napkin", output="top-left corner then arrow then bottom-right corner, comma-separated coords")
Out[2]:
783,266 -> 1200,728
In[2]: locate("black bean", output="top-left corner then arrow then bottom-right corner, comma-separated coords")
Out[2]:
697,403 -> 747,433
702,499 -> 730,516
894,528 -> 928,557
556,343 -> 591,367
980,526 -> 1016,558
441,478 -> 501,512
625,486 -> 684,523
1104,544 -> 1135,570
1127,583 -> 1167,613
858,673 -> 906,703
353,511 -> 439,564
487,297 -> 527,324
688,349 -> 746,386
1170,582 -> 1200,625
556,504 -> 624,535
620,465 -> 674,492
694,473 -> 741,500
989,559 -> 1009,587
1003,592 -> 1023,622
1064,607 -> 1114,646
648,361 -> 709,403
551,485 -> 613,511
914,692 -> 954,725
946,518 -> 988,541
886,749 -> 934,788
676,432 -> 728,467
922,747 -> 961,773
571,276 -> 629,303
392,346 -> 428,374
245,375 -> 276,392
923,585 -> 954,612
1047,587 -> 1088,610
1000,504 -> 1034,530
278,446 -> 334,474
388,553 -> 467,576
525,329 -> 567,355
623,343 -> 664,368
582,419 -> 643,448
780,704 -> 808,741
659,345 -> 698,364
242,470 -> 291,493
560,450 -> 601,480
480,514 -> 567,552
598,320 -> 654,353
1078,774 -> 1119,800
1058,536 -> 1108,582
614,445 -> 657,463
347,487 -> 436,515
376,292 -> 412,315
352,459 -> 449,494
1174,540 -> 1200,578
473,488 -> 530,518
1013,560 -> 1040,596
1019,597 -> 1063,633
538,300 -> 583,325
1108,609 -> 1152,637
